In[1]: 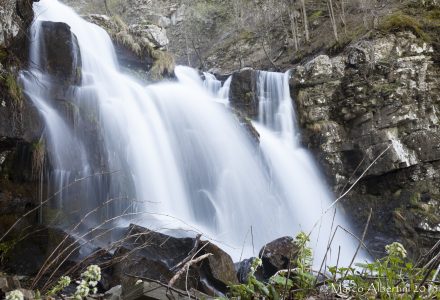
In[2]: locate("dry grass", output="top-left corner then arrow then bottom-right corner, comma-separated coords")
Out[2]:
379,12 -> 430,41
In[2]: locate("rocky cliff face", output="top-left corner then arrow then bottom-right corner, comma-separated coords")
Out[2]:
293,30 -> 440,256
0,0 -> 42,234
228,28 -> 440,257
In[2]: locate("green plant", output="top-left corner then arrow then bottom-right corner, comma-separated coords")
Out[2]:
228,232 -> 313,299
0,238 -> 18,263
326,242 -> 439,299
47,276 -> 71,296
291,232 -> 314,298
5,290 -> 23,300
74,264 -> 101,299
229,258 -> 272,299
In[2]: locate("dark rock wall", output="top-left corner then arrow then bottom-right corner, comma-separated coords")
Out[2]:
0,0 -> 42,236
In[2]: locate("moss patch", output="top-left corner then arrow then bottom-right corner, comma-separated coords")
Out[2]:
0,47 -> 8,62
0,238 -> 19,263
4,73 -> 23,106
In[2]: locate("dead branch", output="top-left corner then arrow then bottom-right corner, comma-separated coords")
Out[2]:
171,234 -> 202,272
343,208 -> 372,279
168,253 -> 212,287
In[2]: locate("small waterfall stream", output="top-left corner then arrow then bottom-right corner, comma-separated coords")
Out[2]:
22,0 -> 362,264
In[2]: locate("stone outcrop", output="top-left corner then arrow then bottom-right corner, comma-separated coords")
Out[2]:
0,0 -> 43,230
38,21 -> 82,85
85,14 -> 174,80
292,31 -> 440,256
229,68 -> 259,118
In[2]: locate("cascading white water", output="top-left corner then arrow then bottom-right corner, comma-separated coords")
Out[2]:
254,70 -> 364,265
203,71 -> 231,105
22,0 -> 362,264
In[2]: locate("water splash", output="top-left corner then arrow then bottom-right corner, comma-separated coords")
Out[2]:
203,71 -> 231,105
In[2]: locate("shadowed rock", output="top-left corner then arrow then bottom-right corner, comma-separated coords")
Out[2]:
111,224 -> 238,297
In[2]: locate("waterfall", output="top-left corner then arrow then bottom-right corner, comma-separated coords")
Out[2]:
253,71 -> 364,265
22,0 -> 362,264
203,71 -> 231,105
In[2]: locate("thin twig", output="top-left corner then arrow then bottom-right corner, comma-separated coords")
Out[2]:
185,242 -> 210,298
343,208 -> 372,279
124,274 -> 196,298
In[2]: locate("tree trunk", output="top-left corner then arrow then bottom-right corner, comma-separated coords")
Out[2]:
300,0 -> 310,42
327,0 -> 339,42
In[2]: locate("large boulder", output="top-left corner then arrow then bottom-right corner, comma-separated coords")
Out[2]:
129,24 -> 169,49
3,226 -> 79,276
112,224 -> 238,297
0,1 -> 44,234
235,237 -> 299,283
259,237 -> 297,279
84,14 -> 174,80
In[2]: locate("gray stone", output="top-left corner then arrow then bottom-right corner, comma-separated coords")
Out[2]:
104,285 -> 122,300
305,55 -> 333,77
122,281 -> 210,300
259,236 -> 297,278
129,24 -> 169,49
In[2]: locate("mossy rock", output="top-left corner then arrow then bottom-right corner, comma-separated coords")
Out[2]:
3,73 -> 23,106
0,47 -> 8,62
149,50 -> 175,81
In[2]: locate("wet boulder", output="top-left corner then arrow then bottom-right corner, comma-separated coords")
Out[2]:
112,224 -> 238,296
259,236 -> 298,278
235,257 -> 265,283
229,68 -> 259,119
3,226 -> 79,276
38,21 -> 82,85
196,241 -> 238,294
